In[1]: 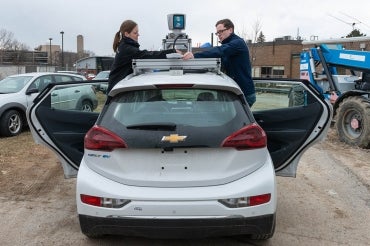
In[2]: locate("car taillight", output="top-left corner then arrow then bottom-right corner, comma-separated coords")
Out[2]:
219,193 -> 271,208
84,125 -> 127,151
80,194 -> 130,208
221,123 -> 267,150
249,193 -> 271,206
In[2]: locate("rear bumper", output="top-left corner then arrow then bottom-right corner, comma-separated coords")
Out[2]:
79,213 -> 276,239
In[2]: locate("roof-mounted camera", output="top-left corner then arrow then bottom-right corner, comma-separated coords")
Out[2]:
163,13 -> 192,52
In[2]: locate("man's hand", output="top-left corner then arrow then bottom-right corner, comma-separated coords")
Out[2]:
182,52 -> 194,60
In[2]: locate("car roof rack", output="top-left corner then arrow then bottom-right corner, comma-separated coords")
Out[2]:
132,58 -> 221,75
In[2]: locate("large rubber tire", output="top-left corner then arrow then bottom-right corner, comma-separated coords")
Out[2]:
335,96 -> 370,148
288,85 -> 305,107
0,109 -> 24,137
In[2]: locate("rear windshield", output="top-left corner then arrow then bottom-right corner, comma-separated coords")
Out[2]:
98,89 -> 251,147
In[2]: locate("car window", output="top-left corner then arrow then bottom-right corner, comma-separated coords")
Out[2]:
94,71 -> 110,80
98,89 -> 251,148
106,89 -> 241,126
252,81 -> 317,111
32,75 -> 53,91
55,75 -> 83,83
42,82 -> 107,113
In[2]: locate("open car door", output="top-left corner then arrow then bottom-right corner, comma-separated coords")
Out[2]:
252,79 -> 332,176
27,79 -> 332,178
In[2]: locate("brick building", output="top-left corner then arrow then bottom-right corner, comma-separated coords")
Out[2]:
249,38 -> 303,79
248,36 -> 370,80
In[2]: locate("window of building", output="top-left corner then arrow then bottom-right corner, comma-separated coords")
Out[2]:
260,66 -> 285,78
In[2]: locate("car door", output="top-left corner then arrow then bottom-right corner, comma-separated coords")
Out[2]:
27,79 -> 332,178
27,81 -> 106,177
25,75 -> 53,107
251,79 -> 332,176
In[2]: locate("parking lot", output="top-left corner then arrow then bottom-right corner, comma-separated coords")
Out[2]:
0,129 -> 370,245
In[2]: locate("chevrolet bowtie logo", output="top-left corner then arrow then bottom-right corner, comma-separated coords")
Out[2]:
161,134 -> 187,143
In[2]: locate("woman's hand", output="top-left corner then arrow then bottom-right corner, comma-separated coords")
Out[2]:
182,52 -> 194,60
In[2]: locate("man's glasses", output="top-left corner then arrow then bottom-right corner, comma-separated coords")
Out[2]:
215,28 -> 229,36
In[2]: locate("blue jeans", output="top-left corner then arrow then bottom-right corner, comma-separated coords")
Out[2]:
245,93 -> 256,107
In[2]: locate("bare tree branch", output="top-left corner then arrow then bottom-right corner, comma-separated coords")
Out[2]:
0,28 -> 29,50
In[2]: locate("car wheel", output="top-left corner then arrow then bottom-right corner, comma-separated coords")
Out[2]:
81,100 -> 93,112
0,110 -> 23,137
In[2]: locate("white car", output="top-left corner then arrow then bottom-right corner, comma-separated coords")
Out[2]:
0,72 -> 98,137
92,70 -> 110,92
27,59 -> 332,240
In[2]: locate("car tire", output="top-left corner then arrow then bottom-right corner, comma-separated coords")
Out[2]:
336,96 -> 370,148
288,85 -> 305,107
81,100 -> 93,112
0,109 -> 23,137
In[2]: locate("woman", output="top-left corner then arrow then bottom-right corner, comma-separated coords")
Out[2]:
107,20 -> 178,92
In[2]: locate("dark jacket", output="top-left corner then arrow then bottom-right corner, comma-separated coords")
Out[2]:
108,37 -> 175,92
194,33 -> 254,96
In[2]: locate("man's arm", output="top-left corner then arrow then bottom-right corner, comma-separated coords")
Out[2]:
183,38 -> 245,60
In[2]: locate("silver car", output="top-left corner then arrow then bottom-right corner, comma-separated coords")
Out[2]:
92,70 -> 110,93
0,72 -> 97,137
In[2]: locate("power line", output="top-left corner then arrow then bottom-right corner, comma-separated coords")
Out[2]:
328,12 -> 370,31
339,11 -> 370,29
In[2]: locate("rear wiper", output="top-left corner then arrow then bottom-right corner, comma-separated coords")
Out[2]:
126,123 -> 176,131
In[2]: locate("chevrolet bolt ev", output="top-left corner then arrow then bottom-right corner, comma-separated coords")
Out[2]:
27,58 -> 332,240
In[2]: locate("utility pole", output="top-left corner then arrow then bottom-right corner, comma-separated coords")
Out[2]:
49,38 -> 53,66
60,31 -> 64,68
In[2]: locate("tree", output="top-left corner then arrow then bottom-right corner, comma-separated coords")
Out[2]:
237,18 -> 262,44
0,28 -> 29,50
345,28 -> 366,38
236,18 -> 263,67
251,19 -> 263,44
257,31 -> 266,43
0,29 -> 14,50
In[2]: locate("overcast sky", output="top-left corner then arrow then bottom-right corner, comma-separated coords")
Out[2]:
3,0 -> 370,56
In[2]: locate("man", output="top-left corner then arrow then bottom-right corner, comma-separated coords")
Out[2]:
183,19 -> 255,107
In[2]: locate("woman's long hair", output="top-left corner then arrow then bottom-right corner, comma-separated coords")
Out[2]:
113,20 -> 137,52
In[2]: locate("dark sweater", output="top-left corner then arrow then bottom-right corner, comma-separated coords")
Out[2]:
108,37 -> 174,92
194,33 -> 254,96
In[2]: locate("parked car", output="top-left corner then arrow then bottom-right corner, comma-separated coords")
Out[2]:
27,58 -> 332,240
57,70 -> 83,75
92,70 -> 110,92
86,73 -> 96,80
0,72 -> 97,137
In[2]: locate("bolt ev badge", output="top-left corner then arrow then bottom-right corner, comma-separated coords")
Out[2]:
161,134 -> 187,143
